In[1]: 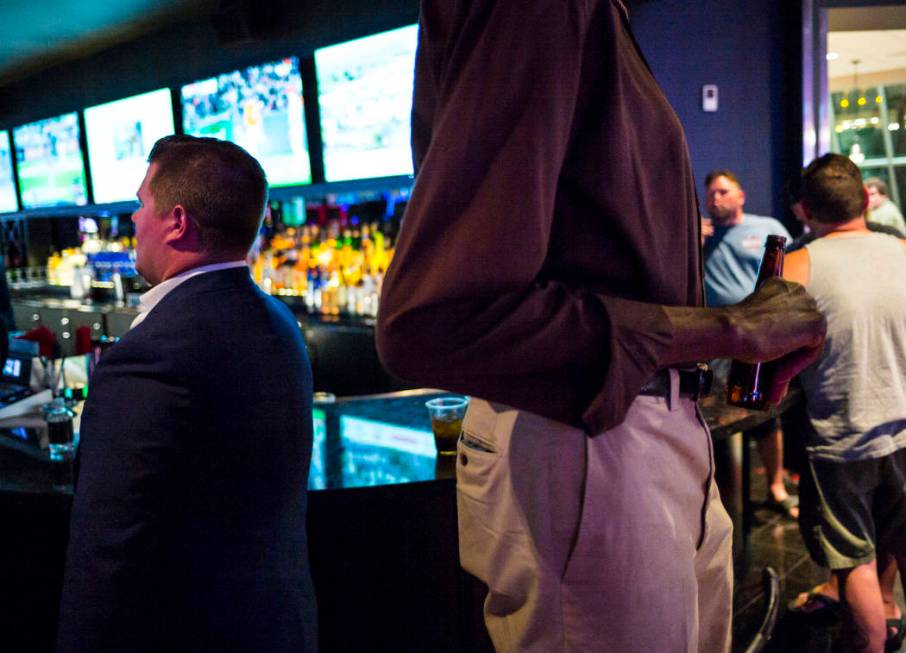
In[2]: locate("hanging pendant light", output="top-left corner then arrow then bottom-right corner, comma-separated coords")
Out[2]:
854,59 -> 866,107
840,59 -> 864,109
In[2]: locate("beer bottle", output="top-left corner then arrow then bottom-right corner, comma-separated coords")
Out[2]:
726,234 -> 787,410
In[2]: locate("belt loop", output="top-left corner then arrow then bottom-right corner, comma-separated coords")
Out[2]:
668,368 -> 680,412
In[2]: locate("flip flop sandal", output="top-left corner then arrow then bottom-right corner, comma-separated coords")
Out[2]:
786,590 -> 840,618
765,495 -> 799,519
887,613 -> 906,652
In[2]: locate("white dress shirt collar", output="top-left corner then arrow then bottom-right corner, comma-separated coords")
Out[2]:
131,260 -> 248,329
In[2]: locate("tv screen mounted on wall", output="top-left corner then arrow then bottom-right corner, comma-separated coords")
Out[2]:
84,88 -> 176,204
0,131 -> 19,213
13,113 -> 88,209
315,24 -> 419,182
181,57 -> 311,188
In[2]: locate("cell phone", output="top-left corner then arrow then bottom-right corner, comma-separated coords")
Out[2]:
460,432 -> 495,453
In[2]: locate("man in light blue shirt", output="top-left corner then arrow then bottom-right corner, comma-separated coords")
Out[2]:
703,169 -> 797,518
703,172 -> 792,307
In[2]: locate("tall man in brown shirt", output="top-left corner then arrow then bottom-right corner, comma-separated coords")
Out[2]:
377,2 -> 826,650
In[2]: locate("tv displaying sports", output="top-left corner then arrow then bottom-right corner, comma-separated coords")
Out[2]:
85,88 -> 175,204
13,113 -> 88,209
0,131 -> 18,213
339,414 -> 436,487
181,57 -> 311,188
315,24 -> 418,182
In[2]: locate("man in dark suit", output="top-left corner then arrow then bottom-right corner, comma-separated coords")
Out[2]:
57,135 -> 317,652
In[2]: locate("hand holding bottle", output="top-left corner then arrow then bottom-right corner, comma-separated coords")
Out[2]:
725,276 -> 826,407
726,277 -> 825,363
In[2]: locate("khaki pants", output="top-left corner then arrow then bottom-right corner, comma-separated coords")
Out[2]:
457,377 -> 733,652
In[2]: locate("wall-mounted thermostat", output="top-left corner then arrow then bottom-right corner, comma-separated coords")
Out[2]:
702,84 -> 719,112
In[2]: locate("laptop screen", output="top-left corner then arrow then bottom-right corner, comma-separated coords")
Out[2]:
2,356 -> 32,386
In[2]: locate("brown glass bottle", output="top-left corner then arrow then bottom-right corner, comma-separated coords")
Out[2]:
726,234 -> 787,410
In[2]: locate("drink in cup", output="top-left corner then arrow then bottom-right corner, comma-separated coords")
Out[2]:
45,400 -> 75,491
425,396 -> 469,456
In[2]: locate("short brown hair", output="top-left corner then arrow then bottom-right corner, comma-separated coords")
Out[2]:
147,135 -> 268,255
801,153 -> 866,224
863,176 -> 889,197
704,169 -> 742,189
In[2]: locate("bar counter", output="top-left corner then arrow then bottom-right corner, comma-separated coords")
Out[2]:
0,386 -> 798,652
0,384 -> 798,494
11,291 -> 409,397
11,288 -> 378,332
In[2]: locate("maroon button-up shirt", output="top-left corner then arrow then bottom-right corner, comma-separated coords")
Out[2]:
378,0 -> 703,435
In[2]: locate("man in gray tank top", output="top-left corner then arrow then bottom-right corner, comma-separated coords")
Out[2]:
783,153 -> 906,653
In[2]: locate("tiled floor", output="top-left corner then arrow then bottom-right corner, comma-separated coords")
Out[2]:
727,436 -> 905,652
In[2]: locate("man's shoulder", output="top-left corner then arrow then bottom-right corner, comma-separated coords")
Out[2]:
881,198 -> 904,215
743,213 -> 789,232
152,269 -> 266,319
133,270 -> 301,353
131,278 -> 293,354
785,245 -> 809,261
184,286 -> 294,336
873,199 -> 905,222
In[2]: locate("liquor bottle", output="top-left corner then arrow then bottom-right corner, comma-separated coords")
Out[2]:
726,234 -> 787,410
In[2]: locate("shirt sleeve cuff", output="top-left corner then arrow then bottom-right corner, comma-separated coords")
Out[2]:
581,297 -> 673,434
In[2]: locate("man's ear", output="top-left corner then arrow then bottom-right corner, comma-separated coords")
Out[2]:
799,198 -> 812,223
791,200 -> 807,224
738,188 -> 746,207
862,186 -> 870,214
164,204 -> 191,244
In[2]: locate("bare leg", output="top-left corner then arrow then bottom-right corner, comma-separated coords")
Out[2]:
757,427 -> 798,518
879,553 -> 901,620
837,561 -> 886,653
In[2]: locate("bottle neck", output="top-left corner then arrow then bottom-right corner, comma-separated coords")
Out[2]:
754,247 -> 784,287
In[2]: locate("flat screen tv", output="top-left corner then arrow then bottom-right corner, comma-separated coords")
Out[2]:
315,24 -> 418,182
339,414 -> 435,487
0,131 -> 18,213
308,407 -> 327,490
181,57 -> 311,187
12,113 -> 88,209
85,88 -> 175,204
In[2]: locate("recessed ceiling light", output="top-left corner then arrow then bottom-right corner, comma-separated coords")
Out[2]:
826,52 -> 839,61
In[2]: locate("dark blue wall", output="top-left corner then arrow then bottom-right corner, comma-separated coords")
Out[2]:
630,0 -> 802,228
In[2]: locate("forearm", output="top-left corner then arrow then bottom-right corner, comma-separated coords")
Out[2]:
661,305 -> 737,365
662,278 -> 826,368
